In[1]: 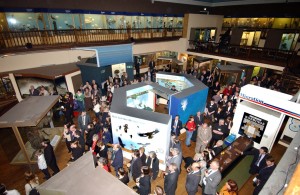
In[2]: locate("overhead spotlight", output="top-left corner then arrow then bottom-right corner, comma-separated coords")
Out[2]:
204,8 -> 207,11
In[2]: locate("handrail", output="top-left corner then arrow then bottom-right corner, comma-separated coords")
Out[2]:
0,28 -> 183,50
187,40 -> 296,66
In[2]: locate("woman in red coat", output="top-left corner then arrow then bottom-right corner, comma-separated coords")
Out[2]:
185,116 -> 196,147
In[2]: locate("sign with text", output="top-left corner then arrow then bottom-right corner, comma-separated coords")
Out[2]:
239,112 -> 268,144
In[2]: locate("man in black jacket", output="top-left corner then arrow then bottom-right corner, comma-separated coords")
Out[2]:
171,115 -> 182,136
242,146 -> 269,174
253,156 -> 276,195
164,163 -> 179,195
128,149 -> 142,182
41,139 -> 60,175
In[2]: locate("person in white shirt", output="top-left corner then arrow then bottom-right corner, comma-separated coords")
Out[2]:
0,183 -> 20,195
202,160 -> 222,195
35,149 -> 51,180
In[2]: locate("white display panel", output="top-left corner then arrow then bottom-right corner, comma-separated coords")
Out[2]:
110,112 -> 171,170
231,101 -> 284,151
126,85 -> 155,111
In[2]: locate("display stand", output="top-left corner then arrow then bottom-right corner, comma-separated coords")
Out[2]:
0,96 -> 60,166
231,85 -> 300,151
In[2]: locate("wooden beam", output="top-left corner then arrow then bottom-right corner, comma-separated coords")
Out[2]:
11,126 -> 32,166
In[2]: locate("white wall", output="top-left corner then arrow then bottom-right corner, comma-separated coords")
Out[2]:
0,49 -> 95,72
231,101 -> 285,151
110,112 -> 171,170
65,70 -> 81,95
132,38 -> 187,54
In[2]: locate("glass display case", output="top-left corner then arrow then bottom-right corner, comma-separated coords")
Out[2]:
6,12 -> 39,31
1,11 -> 184,31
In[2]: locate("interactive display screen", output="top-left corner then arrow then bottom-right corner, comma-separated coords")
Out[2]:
239,112 -> 268,144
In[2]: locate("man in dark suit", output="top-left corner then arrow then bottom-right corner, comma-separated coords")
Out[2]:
148,59 -> 155,81
192,111 -> 204,142
242,146 -> 269,174
202,160 -> 222,195
41,139 -> 60,175
78,111 -> 91,137
185,162 -> 202,195
253,156 -> 276,195
171,115 -> 182,136
164,163 -> 179,195
29,85 -> 40,96
128,149 -> 142,182
111,144 -> 123,176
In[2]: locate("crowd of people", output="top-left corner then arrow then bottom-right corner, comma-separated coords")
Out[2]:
2,62 -> 280,195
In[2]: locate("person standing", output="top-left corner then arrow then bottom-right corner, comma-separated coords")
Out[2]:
29,85 -> 39,96
202,160 -> 222,195
127,149 -> 142,182
118,167 -> 129,185
210,119 -> 226,148
145,151 -> 159,180
35,149 -> 51,180
205,100 -> 217,122
171,115 -> 182,136
136,166 -> 151,195
41,139 -> 60,175
148,58 -> 155,82
218,179 -> 238,195
185,162 -> 202,195
111,144 -> 123,176
192,111 -> 204,142
164,163 -> 179,195
241,146 -> 269,174
185,116 -> 196,147
166,148 -> 182,173
78,111 -> 91,137
253,156 -> 276,195
195,123 -> 212,153
24,171 -> 39,195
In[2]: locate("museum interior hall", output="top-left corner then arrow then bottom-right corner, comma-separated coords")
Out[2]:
0,0 -> 300,195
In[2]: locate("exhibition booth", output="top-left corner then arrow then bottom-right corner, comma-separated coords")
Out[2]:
231,85 -> 300,151
0,96 -> 62,165
76,44 -> 134,85
110,72 -> 208,169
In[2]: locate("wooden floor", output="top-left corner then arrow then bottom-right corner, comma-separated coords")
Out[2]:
0,105 -> 287,195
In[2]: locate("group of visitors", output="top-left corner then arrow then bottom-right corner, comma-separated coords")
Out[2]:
11,61 -> 280,195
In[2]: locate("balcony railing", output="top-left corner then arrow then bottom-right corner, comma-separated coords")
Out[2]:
0,28 -> 183,51
188,40 -> 297,67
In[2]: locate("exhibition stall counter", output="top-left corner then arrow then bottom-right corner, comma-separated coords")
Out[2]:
212,136 -> 253,174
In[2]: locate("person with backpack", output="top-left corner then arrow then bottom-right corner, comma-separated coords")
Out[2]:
24,171 -> 39,195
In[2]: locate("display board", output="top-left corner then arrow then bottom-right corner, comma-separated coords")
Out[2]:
126,85 -> 155,111
170,88 -> 208,124
111,112 -> 171,167
239,112 -> 268,144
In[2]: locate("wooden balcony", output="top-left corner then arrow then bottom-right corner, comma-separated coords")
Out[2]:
0,28 -> 183,53
187,40 -> 297,68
